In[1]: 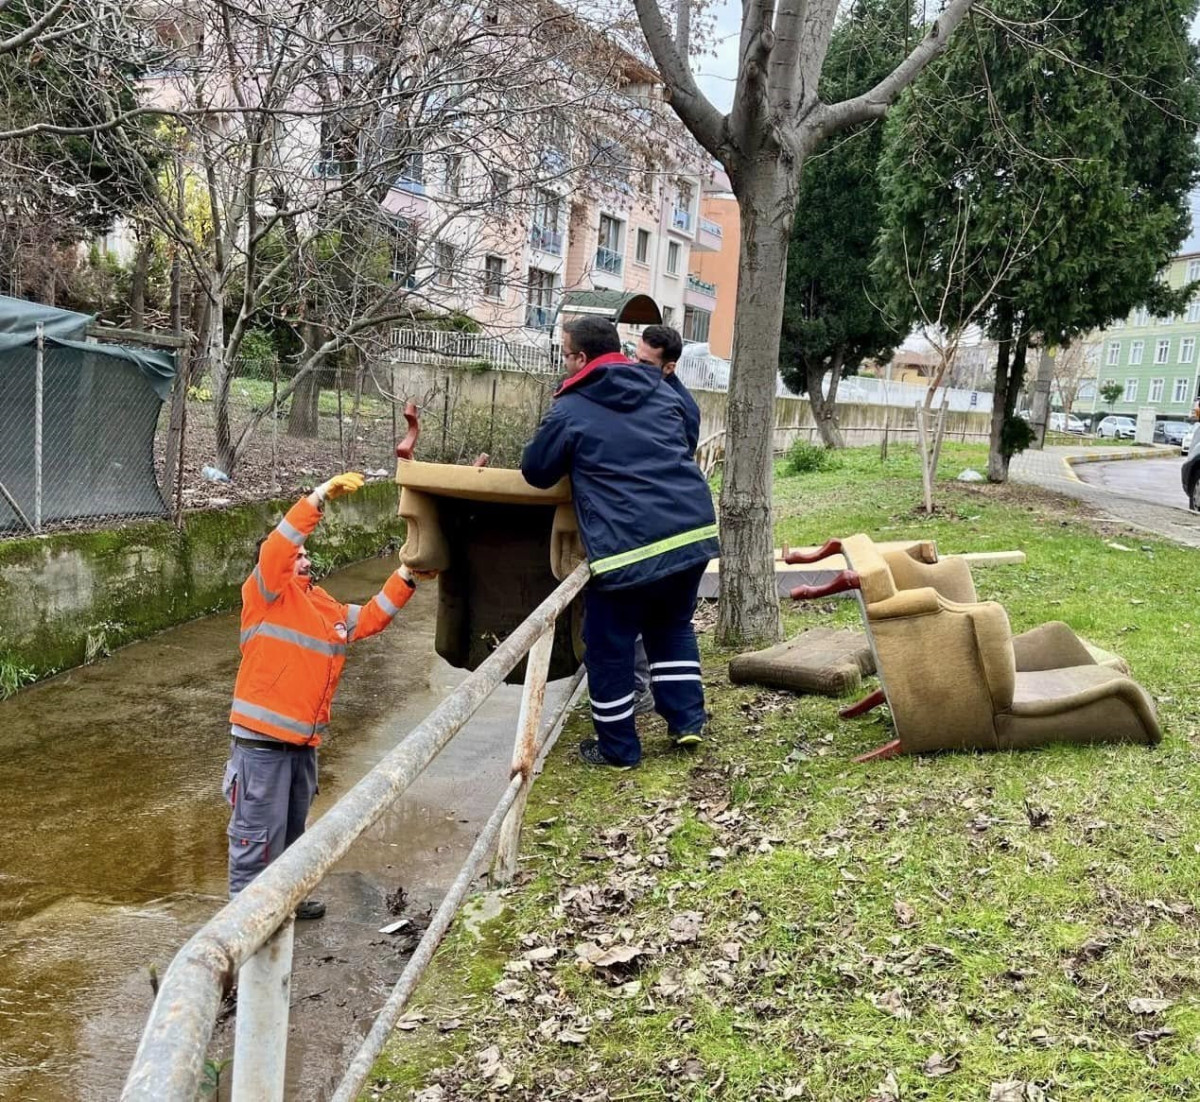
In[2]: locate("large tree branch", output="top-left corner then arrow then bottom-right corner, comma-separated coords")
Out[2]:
631,0 -> 726,157
766,0 -> 807,110
810,0 -> 977,144
0,0 -> 72,56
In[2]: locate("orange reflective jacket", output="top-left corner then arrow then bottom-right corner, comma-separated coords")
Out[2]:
229,496 -> 414,746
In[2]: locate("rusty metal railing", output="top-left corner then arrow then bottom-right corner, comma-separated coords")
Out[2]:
121,561 -> 591,1102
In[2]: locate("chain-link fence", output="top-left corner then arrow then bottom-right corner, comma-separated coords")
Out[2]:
0,335 -> 172,536
157,351 -> 559,517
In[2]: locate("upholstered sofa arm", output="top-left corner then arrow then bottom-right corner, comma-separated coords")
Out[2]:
962,599 -> 1016,712
865,587 -> 942,620
1010,620 -> 1096,671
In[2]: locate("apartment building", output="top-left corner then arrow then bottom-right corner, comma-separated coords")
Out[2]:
687,174 -> 739,359
1088,252 -> 1200,417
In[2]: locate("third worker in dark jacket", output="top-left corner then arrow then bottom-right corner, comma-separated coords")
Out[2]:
521,317 -> 719,768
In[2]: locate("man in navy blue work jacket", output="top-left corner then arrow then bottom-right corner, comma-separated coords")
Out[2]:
521,317 -> 719,768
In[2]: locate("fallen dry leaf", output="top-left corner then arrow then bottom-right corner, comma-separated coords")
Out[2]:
523,946 -> 558,963
720,941 -> 741,962
669,911 -> 703,944
923,1051 -> 958,1077
557,1029 -> 587,1045
870,988 -> 910,1020
681,1057 -> 705,1083
867,1069 -> 900,1102
1128,997 -> 1173,1015
437,1019 -> 463,1033
893,899 -> 917,928
395,1011 -> 426,1032
492,979 -> 527,1003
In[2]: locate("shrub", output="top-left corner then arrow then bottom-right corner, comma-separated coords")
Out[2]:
1001,414 -> 1035,458
784,439 -> 843,475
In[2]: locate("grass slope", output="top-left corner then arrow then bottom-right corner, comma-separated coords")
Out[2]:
367,444 -> 1200,1102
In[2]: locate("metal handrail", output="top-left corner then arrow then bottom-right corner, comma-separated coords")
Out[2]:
121,561 -> 591,1101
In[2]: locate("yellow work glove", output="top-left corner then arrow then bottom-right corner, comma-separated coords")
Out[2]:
317,472 -> 364,501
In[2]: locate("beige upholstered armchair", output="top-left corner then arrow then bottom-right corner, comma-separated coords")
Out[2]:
808,534 -> 1161,755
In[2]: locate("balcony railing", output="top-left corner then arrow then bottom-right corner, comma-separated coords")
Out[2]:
529,224 -> 563,255
687,273 -> 717,296
698,216 -> 723,238
525,304 -> 555,332
594,246 -> 623,275
672,207 -> 693,232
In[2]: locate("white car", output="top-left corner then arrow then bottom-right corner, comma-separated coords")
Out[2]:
1097,415 -> 1136,439
1049,412 -> 1087,434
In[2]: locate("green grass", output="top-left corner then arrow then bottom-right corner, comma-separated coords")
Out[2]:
368,444 -> 1200,1101
196,375 -> 392,419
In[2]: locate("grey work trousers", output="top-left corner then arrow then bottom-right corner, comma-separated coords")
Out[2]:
223,740 -> 318,895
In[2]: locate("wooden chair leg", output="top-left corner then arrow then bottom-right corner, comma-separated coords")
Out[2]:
853,739 -> 902,764
396,401 -> 420,459
839,688 -> 886,719
790,570 -> 861,601
783,538 -> 843,565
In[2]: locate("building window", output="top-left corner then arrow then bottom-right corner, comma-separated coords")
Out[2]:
1182,337 -> 1195,364
1106,340 -> 1121,366
442,154 -> 461,197
1149,377 -> 1164,403
1188,259 -> 1200,282
1175,377 -> 1190,403
1156,338 -> 1171,364
489,170 -> 510,209
530,189 -> 562,254
483,255 -> 505,300
672,178 -> 694,231
683,306 -> 711,343
434,241 -> 457,288
390,218 -> 418,288
666,241 -> 681,275
1124,378 -> 1139,402
1134,307 -> 1150,326
596,214 -> 624,275
662,305 -> 675,326
1129,340 -> 1144,365
397,148 -> 424,192
635,228 -> 651,265
526,267 -> 555,330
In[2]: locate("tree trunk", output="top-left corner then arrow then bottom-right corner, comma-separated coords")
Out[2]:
1029,346 -> 1054,449
987,329 -> 1013,482
160,289 -> 207,497
807,351 -> 846,449
287,323 -> 325,438
207,293 -> 236,475
129,236 -> 150,331
717,164 -> 796,648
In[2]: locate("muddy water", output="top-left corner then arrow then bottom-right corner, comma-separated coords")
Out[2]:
0,558 -> 571,1101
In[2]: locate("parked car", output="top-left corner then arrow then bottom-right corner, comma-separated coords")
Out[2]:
1049,411 -> 1088,434
1182,424 -> 1197,456
1154,420 -> 1190,446
1097,415 -> 1137,439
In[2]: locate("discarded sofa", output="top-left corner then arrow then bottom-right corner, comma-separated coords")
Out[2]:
396,458 -> 586,683
791,534 -> 1160,754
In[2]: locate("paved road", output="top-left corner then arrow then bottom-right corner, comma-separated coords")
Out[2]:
1008,445 -> 1200,547
1074,454 -> 1189,511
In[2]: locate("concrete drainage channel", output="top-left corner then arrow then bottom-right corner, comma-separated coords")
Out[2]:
0,557 -> 585,1102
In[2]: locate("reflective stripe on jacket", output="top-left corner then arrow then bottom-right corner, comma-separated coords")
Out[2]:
229,496 -> 414,746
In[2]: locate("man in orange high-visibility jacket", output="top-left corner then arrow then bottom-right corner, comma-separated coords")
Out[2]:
223,472 -> 422,919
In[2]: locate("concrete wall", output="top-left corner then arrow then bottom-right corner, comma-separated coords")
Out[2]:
691,388 -> 992,447
0,481 -> 404,683
386,360 -> 995,448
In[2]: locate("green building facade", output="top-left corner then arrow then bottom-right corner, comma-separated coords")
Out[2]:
1089,252 -> 1200,419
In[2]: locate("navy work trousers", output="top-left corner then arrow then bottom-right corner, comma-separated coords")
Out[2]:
583,562 -> 707,765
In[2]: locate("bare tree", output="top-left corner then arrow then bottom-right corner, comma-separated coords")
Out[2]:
630,0 -> 978,645
108,0 -> 660,479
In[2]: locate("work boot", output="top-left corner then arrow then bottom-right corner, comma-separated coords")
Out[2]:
669,728 -> 705,750
295,899 -> 326,920
633,689 -> 656,717
578,739 -> 638,770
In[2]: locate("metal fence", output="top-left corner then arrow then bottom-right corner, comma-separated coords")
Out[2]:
0,331 -> 170,535
121,562 -> 590,1102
